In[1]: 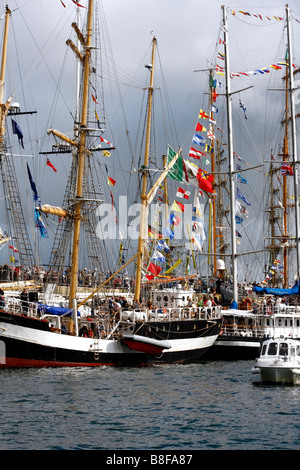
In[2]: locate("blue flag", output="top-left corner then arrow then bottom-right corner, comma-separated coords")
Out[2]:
27,164 -> 40,205
236,187 -> 251,206
11,119 -> 24,148
34,208 -> 48,238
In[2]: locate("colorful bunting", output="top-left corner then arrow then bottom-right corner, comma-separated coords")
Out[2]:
192,134 -> 206,145
100,136 -> 114,147
231,60 -> 294,79
157,240 -> 170,254
198,109 -> 210,119
171,200 -> 185,213
236,187 -> 251,206
168,213 -> 181,226
191,193 -> 206,251
184,160 -> 214,194
188,147 -> 206,159
195,122 -> 206,132
230,9 -> 283,21
152,250 -> 165,263
176,187 -> 190,199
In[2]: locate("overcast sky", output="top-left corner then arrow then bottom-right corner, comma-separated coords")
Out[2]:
1,0 -> 300,279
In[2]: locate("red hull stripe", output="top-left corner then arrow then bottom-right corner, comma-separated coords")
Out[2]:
0,357 -> 118,368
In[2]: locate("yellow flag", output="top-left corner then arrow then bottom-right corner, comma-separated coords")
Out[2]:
164,259 -> 182,274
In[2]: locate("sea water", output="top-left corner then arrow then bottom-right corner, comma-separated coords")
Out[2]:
0,361 -> 299,451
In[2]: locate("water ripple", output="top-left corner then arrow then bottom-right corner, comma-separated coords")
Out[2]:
0,361 -> 299,450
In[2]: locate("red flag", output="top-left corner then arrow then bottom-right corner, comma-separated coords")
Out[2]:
195,122 -> 206,132
72,1 -> 87,8
110,191 -> 114,211
189,147 -> 205,159
47,159 -> 57,172
100,136 -> 113,147
9,245 -> 19,253
92,94 -> 98,103
107,176 -> 116,186
176,187 -> 190,199
147,262 -> 162,276
197,169 -> 214,193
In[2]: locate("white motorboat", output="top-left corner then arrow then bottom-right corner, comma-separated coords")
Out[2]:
251,337 -> 300,384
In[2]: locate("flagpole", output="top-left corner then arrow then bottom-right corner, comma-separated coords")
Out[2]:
222,5 -> 238,303
286,4 -> 300,282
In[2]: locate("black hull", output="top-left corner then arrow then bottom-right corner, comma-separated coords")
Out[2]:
204,335 -> 263,360
0,335 -> 216,367
0,311 -> 222,367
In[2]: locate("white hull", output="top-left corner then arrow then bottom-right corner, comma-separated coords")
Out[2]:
252,337 -> 300,384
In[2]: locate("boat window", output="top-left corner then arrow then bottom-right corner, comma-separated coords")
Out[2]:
297,346 -> 300,356
291,346 -> 295,357
267,342 -> 278,355
279,343 -> 288,356
262,344 -> 267,355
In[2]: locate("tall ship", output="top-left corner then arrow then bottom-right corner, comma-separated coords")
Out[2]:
193,5 -> 300,359
0,1 -> 222,367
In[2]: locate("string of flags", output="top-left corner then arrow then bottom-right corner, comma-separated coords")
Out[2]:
262,259 -> 284,285
145,190 -> 206,280
229,9 -> 283,22
215,59 -> 296,78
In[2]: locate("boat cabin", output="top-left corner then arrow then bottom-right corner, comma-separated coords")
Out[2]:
260,338 -> 300,360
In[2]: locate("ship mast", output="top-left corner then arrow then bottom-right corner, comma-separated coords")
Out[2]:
0,5 -> 10,150
209,70 -> 217,276
133,37 -> 182,300
134,37 -> 157,302
68,0 -> 94,308
286,3 -> 300,282
222,5 -> 238,302
0,5 -> 36,266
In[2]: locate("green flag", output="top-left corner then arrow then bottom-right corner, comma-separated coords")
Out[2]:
167,146 -> 183,181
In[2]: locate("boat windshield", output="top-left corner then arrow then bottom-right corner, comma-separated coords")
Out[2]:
279,342 -> 288,356
267,342 -> 278,355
